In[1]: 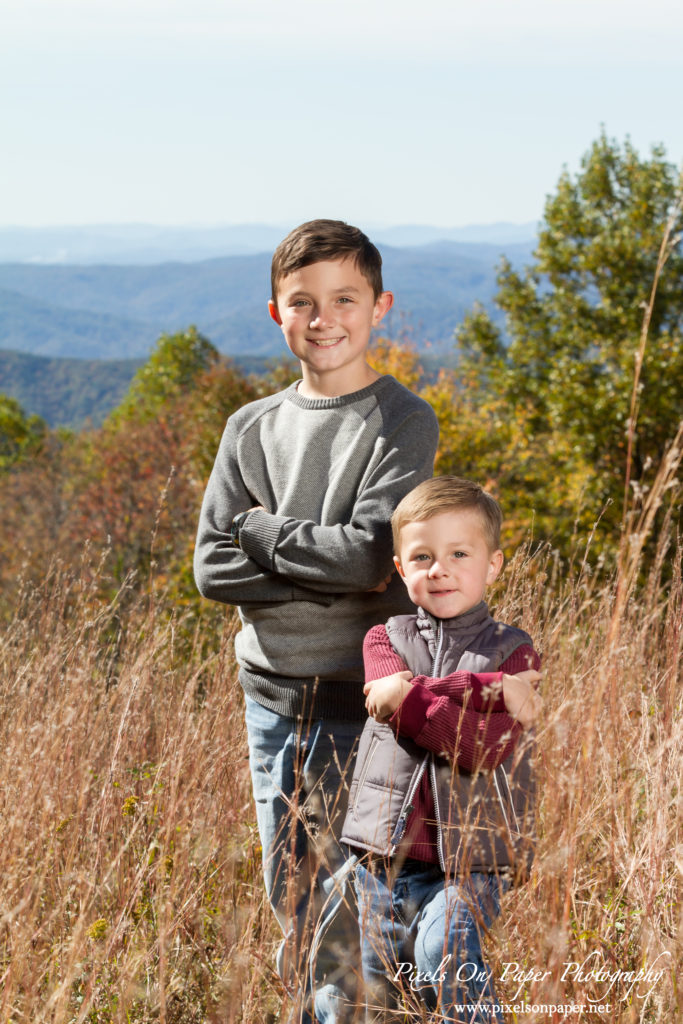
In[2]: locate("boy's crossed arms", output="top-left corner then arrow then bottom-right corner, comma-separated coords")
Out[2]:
363,625 -> 542,769
194,406 -> 434,605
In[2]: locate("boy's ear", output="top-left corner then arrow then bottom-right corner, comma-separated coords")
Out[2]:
393,555 -> 406,580
372,291 -> 394,327
268,299 -> 283,326
486,549 -> 504,584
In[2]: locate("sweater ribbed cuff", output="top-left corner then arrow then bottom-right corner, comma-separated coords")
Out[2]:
391,681 -> 436,739
239,509 -> 289,570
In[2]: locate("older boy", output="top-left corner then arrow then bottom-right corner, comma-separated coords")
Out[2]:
341,476 -> 542,1023
193,220 -> 439,1023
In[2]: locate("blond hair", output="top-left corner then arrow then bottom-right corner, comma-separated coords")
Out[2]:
392,476 -> 503,554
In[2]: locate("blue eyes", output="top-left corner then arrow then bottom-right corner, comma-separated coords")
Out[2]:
290,297 -> 353,308
413,551 -> 467,562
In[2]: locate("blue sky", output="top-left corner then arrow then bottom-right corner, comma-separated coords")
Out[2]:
2,0 -> 682,229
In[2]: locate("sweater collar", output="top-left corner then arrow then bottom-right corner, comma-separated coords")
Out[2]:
285,374 -> 393,410
416,600 -> 493,657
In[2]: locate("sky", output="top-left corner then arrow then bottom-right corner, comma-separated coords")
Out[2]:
1,0 -> 682,230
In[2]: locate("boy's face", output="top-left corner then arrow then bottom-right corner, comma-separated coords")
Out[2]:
268,258 -> 393,397
394,509 -> 503,619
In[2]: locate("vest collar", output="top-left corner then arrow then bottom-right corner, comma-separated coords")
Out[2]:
416,600 -> 493,657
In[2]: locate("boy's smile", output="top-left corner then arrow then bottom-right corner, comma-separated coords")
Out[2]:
394,509 -> 504,619
268,258 -> 393,398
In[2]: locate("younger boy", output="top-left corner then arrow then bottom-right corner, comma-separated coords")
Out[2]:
193,220 -> 440,1022
341,476 -> 542,1023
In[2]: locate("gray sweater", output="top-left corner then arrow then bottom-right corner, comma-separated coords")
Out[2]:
194,375 -> 439,720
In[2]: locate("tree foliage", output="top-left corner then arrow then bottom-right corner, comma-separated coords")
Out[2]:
112,326 -> 219,423
0,395 -> 46,470
368,336 -> 425,392
0,330 -> 259,618
452,132 -> 683,551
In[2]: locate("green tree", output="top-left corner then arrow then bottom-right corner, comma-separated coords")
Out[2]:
0,395 -> 46,470
112,326 -> 219,423
453,132 -> 683,551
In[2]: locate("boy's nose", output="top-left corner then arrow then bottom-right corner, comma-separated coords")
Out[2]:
428,560 -> 447,577
309,309 -> 333,329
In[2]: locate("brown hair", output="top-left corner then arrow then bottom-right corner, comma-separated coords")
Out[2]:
270,219 -> 384,302
392,476 -> 503,554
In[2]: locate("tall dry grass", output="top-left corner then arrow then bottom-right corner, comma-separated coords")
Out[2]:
0,564 -> 277,1023
0,470 -> 680,1022
487,525 -> 682,1023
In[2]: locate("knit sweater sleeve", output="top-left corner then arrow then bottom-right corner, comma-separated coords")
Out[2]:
363,623 -> 509,712
392,644 -> 541,771
238,403 -> 439,592
194,416 -> 335,607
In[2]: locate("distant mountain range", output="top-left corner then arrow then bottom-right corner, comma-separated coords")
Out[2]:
0,222 -> 537,265
0,348 -> 144,428
0,224 -> 538,425
0,240 -> 534,361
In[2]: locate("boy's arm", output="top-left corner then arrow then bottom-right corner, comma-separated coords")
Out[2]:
363,626 -> 539,770
363,624 -> 527,714
392,645 -> 541,771
237,407 -> 439,592
412,645 -> 540,713
194,418 -> 335,607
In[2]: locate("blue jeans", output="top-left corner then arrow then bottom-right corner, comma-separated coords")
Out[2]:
244,695 -> 363,1024
354,859 -> 508,1023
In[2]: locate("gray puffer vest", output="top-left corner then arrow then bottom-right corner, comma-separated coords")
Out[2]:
341,601 -> 536,880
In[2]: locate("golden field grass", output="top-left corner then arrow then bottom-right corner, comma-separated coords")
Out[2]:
0,489 -> 680,1024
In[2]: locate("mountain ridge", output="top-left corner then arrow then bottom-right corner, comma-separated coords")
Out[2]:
0,240 -> 533,360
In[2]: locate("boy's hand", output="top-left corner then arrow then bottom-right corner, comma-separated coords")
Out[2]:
366,571 -> 394,594
364,670 -> 413,722
502,670 -> 542,730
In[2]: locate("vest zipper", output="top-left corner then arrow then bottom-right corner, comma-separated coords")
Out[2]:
432,619 -> 446,677
389,752 -> 430,852
429,620 -> 448,871
429,756 -> 447,872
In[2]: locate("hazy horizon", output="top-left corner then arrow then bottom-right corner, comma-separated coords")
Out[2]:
0,218 -> 538,231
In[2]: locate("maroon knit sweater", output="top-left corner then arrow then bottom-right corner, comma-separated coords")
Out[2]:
363,623 -> 541,864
